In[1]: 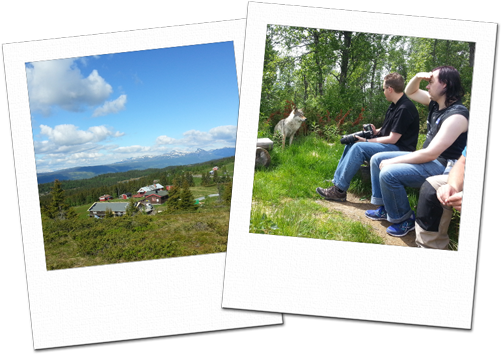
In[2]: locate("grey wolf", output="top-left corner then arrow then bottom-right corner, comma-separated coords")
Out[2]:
273,108 -> 307,148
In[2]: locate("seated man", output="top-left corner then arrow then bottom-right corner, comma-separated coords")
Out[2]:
365,66 -> 468,237
316,72 -> 419,202
415,147 -> 466,249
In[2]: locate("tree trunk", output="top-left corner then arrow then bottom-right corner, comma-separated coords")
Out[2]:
339,31 -> 352,92
313,30 -> 324,97
469,42 -> 475,68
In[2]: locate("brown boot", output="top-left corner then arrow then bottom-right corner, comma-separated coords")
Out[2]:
316,185 -> 347,202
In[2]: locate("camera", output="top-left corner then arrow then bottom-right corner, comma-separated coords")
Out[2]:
340,124 -> 375,145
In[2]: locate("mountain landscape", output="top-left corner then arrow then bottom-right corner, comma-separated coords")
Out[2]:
37,147 -> 236,184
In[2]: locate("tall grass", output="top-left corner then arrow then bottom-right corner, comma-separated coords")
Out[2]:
251,134 -> 460,249
251,135 -> 384,244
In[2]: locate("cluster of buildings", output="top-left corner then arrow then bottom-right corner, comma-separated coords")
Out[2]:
89,183 -> 170,218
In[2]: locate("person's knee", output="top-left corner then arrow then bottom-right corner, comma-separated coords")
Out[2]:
379,167 -> 396,185
370,153 -> 382,168
416,180 -> 442,231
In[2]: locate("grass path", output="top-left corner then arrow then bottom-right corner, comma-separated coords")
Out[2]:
316,192 -> 417,247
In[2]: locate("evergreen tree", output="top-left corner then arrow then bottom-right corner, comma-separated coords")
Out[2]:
42,179 -> 71,220
166,185 -> 181,211
65,207 -> 78,219
222,182 -> 233,205
179,185 -> 198,211
126,198 -> 137,216
105,207 -> 114,218
172,176 -> 182,188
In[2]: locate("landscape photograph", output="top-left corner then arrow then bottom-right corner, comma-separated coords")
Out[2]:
28,41 -> 239,269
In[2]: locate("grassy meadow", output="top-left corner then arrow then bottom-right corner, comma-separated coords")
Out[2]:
43,206 -> 229,270
42,162 -> 234,270
250,134 -> 460,250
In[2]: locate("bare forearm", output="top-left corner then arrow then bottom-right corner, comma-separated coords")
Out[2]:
447,156 -> 465,192
386,148 -> 438,165
405,72 -> 432,106
367,136 -> 396,144
405,74 -> 423,96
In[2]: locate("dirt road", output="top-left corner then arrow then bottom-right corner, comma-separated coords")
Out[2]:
316,192 -> 417,247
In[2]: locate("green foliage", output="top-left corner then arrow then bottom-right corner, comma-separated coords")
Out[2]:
222,182 -> 233,205
179,185 -> 198,211
126,198 -> 137,216
259,25 -> 474,139
166,185 -> 181,211
41,179 -> 74,220
42,202 -> 231,270
104,208 -> 114,218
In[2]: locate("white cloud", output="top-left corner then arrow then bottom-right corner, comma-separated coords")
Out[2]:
208,125 -> 237,141
155,125 -> 237,147
182,130 -> 213,145
26,58 -> 112,115
39,124 -> 123,146
155,135 -> 177,145
92,94 -> 127,117
113,145 -> 151,154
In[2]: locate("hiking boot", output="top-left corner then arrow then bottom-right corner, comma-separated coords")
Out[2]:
386,213 -> 415,237
365,206 -> 387,221
316,185 -> 346,202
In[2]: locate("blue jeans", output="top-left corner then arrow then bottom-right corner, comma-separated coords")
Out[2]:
370,151 -> 446,223
333,142 -> 400,191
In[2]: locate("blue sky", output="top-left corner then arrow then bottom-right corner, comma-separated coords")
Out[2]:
26,41 -> 239,173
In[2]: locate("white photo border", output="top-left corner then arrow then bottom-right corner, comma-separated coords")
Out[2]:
3,19 -> 282,349
222,3 -> 496,329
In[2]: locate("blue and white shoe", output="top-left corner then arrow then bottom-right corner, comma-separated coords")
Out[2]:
386,213 -> 415,237
365,206 -> 387,221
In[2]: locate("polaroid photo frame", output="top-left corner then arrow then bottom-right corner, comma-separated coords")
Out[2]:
3,19 -> 282,349
223,3 -> 496,329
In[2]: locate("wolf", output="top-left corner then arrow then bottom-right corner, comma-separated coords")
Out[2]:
274,108 -> 307,148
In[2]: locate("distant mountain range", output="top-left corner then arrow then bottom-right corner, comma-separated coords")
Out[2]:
37,147 -> 236,185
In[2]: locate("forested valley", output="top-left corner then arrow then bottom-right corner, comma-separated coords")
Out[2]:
39,156 -> 234,207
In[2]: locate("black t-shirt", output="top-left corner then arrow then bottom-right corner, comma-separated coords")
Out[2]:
378,94 -> 420,151
422,100 -> 469,160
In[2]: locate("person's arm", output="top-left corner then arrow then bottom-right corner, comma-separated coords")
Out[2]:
379,114 -> 468,168
356,131 -> 402,144
405,72 -> 432,107
447,154 -> 465,192
436,154 -> 466,211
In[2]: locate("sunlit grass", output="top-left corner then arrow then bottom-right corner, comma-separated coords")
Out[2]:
250,133 -> 460,249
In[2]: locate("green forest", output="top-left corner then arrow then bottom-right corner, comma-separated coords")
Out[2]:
39,156 -> 234,207
259,25 -> 474,136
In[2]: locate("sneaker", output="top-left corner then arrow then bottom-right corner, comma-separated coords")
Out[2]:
365,206 -> 387,221
316,185 -> 346,202
386,213 -> 415,237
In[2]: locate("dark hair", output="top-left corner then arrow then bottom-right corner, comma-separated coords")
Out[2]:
432,65 -> 465,107
384,72 -> 405,93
